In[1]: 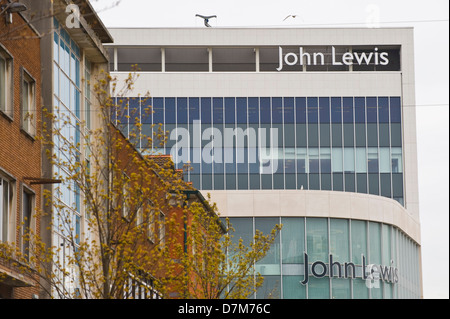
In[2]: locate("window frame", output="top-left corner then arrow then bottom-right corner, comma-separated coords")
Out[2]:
20,67 -> 37,136
0,45 -> 13,119
21,184 -> 35,262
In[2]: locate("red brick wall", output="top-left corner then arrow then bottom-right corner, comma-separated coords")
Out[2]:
0,6 -> 42,299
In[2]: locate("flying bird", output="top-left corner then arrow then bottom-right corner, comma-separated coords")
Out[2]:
196,14 -> 217,27
283,15 -> 297,21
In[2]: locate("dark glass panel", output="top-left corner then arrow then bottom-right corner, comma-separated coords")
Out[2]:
295,97 -> 307,123
177,97 -> 188,124
354,97 -> 365,123
248,97 -> 259,124
342,97 -> 353,123
272,97 -> 283,124
307,97 -> 318,123
380,173 -> 391,198
165,97 -> 176,124
368,173 -> 379,195
357,173 -> 367,194
355,123 -> 366,147
284,97 -> 295,124
378,97 -> 389,123
319,97 -> 330,123
333,173 -> 343,191
224,97 -> 235,124
345,172 -> 355,192
390,97 -> 401,123
201,97 -> 212,124
213,97 -> 224,124
260,97 -> 271,124
331,97 -> 342,123
331,124 -> 342,147
366,97 -> 378,123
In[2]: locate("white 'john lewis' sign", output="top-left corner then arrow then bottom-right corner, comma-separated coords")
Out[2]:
276,46 -> 390,71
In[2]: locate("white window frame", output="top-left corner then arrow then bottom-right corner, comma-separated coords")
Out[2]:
0,176 -> 10,242
0,47 -> 13,118
21,185 -> 35,262
21,68 -> 36,136
0,172 -> 15,244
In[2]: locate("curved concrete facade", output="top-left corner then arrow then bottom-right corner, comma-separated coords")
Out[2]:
208,189 -> 421,244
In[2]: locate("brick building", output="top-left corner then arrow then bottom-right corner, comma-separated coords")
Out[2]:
0,0 -> 42,299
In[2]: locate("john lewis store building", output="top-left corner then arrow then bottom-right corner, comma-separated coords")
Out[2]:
106,27 -> 422,299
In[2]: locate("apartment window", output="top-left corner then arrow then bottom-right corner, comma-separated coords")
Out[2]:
159,211 -> 165,247
21,69 -> 36,136
0,49 -> 13,118
0,176 -> 13,242
22,189 -> 34,261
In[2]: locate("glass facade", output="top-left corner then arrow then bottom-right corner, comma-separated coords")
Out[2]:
52,18 -> 90,265
114,96 -> 404,205
226,217 -> 421,299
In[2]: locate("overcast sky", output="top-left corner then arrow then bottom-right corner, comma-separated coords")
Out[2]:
91,0 -> 449,299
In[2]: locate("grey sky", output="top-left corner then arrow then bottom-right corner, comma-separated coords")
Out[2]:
91,0 -> 449,299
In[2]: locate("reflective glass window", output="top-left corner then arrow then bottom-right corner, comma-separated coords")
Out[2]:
391,148 -> 402,173
342,97 -> 353,123
355,148 -> 366,173
177,97 -> 188,124
344,148 -> 355,173
367,123 -> 378,147
320,123 -> 330,147
354,97 -> 365,123
308,277 -> 329,299
351,220 -> 367,265
368,173 -> 379,195
345,172 -> 355,194
260,97 -> 271,124
296,124 -> 307,147
379,123 -> 390,147
319,97 -> 330,123
284,97 -> 295,124
247,97 -> 258,124
355,123 -> 366,147
331,97 -> 342,123
307,97 -> 318,123
368,148 -> 379,173
271,97 -> 283,124
306,218 -> 328,262
153,97 -> 164,124
331,124 -> 342,147
283,276 -> 306,299
201,97 -> 212,124
357,173 -> 367,194
330,219 -> 349,262
343,124 -> 354,147
378,97 -> 389,123
308,123 -> 319,147
295,97 -> 306,123
189,97 -> 200,122
236,97 -> 247,124
366,97 -> 377,123
391,123 -> 402,147
390,97 -> 401,123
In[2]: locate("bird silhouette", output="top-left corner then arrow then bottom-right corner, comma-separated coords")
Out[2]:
283,15 -> 297,21
196,14 -> 217,27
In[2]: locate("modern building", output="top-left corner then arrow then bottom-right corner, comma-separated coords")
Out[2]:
106,27 -> 422,299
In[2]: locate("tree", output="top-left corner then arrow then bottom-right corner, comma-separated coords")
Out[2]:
176,195 -> 282,299
0,68 -> 281,299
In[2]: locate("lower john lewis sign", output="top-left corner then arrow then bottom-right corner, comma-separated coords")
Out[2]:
300,253 -> 399,287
